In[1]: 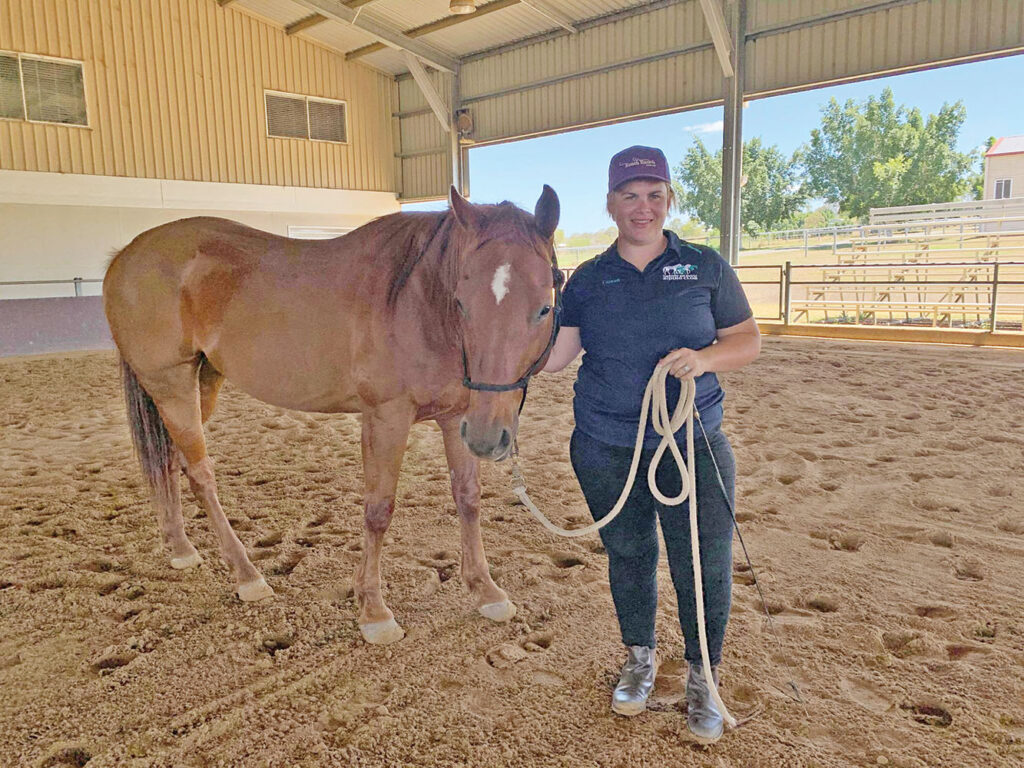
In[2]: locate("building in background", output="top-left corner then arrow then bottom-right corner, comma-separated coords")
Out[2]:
0,0 -> 399,298
984,135 -> 1024,201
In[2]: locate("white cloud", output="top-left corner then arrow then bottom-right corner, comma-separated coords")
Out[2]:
683,120 -> 724,133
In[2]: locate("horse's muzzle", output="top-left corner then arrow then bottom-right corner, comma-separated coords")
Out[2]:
460,417 -> 514,461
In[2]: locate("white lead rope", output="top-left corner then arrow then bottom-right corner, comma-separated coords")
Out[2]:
510,364 -> 737,729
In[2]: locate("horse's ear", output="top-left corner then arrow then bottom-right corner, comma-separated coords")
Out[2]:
449,185 -> 482,231
534,184 -> 560,241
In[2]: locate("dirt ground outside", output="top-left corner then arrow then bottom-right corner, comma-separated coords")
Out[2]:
1,337 -> 1022,767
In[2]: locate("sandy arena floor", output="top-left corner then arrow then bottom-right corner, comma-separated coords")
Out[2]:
1,337 -> 1022,768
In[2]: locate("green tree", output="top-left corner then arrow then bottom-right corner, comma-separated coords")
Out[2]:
969,136 -> 998,200
673,137 -> 805,234
801,88 -> 976,218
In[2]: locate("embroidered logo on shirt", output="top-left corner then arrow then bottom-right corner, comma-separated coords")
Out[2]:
662,263 -> 698,280
602,278 -> 622,285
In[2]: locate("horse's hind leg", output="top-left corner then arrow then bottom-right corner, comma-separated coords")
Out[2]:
144,363 -> 272,601
161,449 -> 202,569
438,416 -> 516,622
354,402 -> 415,645
160,357 -> 224,570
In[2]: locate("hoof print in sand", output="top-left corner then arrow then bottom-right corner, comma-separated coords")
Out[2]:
36,742 -> 93,768
901,701 -> 952,728
953,557 -> 984,582
261,633 -> 293,657
486,642 -> 528,669
549,551 -> 585,569
255,531 -> 284,548
912,604 -> 956,620
805,594 -> 839,613
92,649 -> 137,674
829,531 -> 864,552
520,630 -> 554,653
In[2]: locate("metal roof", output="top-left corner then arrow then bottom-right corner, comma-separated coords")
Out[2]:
220,0 -> 1024,202
987,136 -> 1024,157
230,0 -> 655,75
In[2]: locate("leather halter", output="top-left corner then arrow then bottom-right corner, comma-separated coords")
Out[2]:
460,262 -> 564,406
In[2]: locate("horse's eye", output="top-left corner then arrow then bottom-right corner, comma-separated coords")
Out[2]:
538,305 -> 552,319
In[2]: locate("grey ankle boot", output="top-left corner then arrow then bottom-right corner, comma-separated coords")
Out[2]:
685,663 -> 724,743
611,645 -> 657,716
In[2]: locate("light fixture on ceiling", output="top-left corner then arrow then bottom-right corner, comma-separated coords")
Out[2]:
449,0 -> 477,14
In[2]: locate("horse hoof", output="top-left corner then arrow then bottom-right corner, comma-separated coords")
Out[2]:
170,552 -> 203,570
236,576 -> 274,602
479,600 -> 516,622
360,618 -> 405,645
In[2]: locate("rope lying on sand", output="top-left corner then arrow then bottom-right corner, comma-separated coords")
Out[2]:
509,364 -> 737,729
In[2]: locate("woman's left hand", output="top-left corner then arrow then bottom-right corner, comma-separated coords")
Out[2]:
659,347 -> 707,381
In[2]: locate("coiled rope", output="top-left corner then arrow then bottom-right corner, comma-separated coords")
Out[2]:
509,363 -> 737,729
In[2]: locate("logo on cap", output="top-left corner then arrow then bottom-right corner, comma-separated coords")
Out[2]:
608,145 -> 671,192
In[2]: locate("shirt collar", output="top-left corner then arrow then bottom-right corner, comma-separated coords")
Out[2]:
597,230 -> 686,272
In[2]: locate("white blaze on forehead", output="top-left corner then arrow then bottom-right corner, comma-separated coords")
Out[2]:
491,263 -> 512,304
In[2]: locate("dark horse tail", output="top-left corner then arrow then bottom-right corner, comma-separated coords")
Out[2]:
120,358 -> 175,502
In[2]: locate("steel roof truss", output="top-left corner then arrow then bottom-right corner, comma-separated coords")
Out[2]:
519,1 -> 578,33
698,0 -> 734,78
292,0 -> 459,72
403,52 -> 452,133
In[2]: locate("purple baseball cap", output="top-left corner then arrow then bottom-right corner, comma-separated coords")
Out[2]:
608,145 -> 671,192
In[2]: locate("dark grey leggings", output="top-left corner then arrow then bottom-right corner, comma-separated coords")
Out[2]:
569,427 -> 736,664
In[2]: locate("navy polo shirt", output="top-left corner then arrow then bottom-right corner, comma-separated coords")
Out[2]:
561,231 -> 752,448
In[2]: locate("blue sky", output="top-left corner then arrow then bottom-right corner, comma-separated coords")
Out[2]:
405,54 -> 1024,235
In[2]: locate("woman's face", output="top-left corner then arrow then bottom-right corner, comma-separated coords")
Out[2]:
607,179 -> 671,248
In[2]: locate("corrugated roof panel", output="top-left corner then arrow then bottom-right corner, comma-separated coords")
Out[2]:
233,0 -> 309,28
300,16 -> 382,53
556,0 -> 650,22
424,5 -> 554,54
359,48 -> 411,75
460,0 -> 705,98
749,0 -> 864,32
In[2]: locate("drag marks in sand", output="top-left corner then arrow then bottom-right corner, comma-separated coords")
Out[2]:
0,338 -> 1022,766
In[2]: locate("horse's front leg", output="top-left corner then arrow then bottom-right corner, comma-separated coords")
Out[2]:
438,416 -> 516,623
354,402 -> 415,645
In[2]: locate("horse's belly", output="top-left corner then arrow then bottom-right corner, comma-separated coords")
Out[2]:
202,325 -> 362,413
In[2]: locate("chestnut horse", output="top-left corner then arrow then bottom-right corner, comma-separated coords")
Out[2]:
103,186 -> 561,644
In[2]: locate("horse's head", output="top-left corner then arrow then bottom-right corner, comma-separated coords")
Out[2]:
451,185 -> 561,461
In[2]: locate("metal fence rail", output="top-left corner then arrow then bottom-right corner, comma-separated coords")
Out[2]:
771,261 -> 1024,331
0,277 -> 103,300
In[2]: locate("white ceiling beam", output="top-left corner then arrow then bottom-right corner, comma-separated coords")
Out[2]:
292,0 -> 459,72
698,0 -> 734,78
403,52 -> 451,133
520,1 -> 578,33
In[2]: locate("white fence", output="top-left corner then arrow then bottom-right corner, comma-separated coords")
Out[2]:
869,198 -> 1024,225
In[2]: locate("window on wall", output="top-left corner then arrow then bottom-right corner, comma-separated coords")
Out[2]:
994,178 -> 1012,199
0,52 -> 87,126
265,90 -> 348,144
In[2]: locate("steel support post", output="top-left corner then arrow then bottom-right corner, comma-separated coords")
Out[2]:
719,0 -> 746,266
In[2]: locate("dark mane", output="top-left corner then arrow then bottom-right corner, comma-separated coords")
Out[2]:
356,203 -> 546,346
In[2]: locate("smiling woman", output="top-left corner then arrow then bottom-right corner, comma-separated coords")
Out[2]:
542,145 -> 760,746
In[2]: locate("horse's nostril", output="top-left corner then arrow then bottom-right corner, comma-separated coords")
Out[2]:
460,420 -> 468,440
498,429 -> 511,451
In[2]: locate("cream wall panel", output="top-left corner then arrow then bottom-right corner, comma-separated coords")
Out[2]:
985,154 -> 1024,200
400,152 -> 451,202
396,68 -> 451,200
0,169 -> 399,295
0,0 -> 395,191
